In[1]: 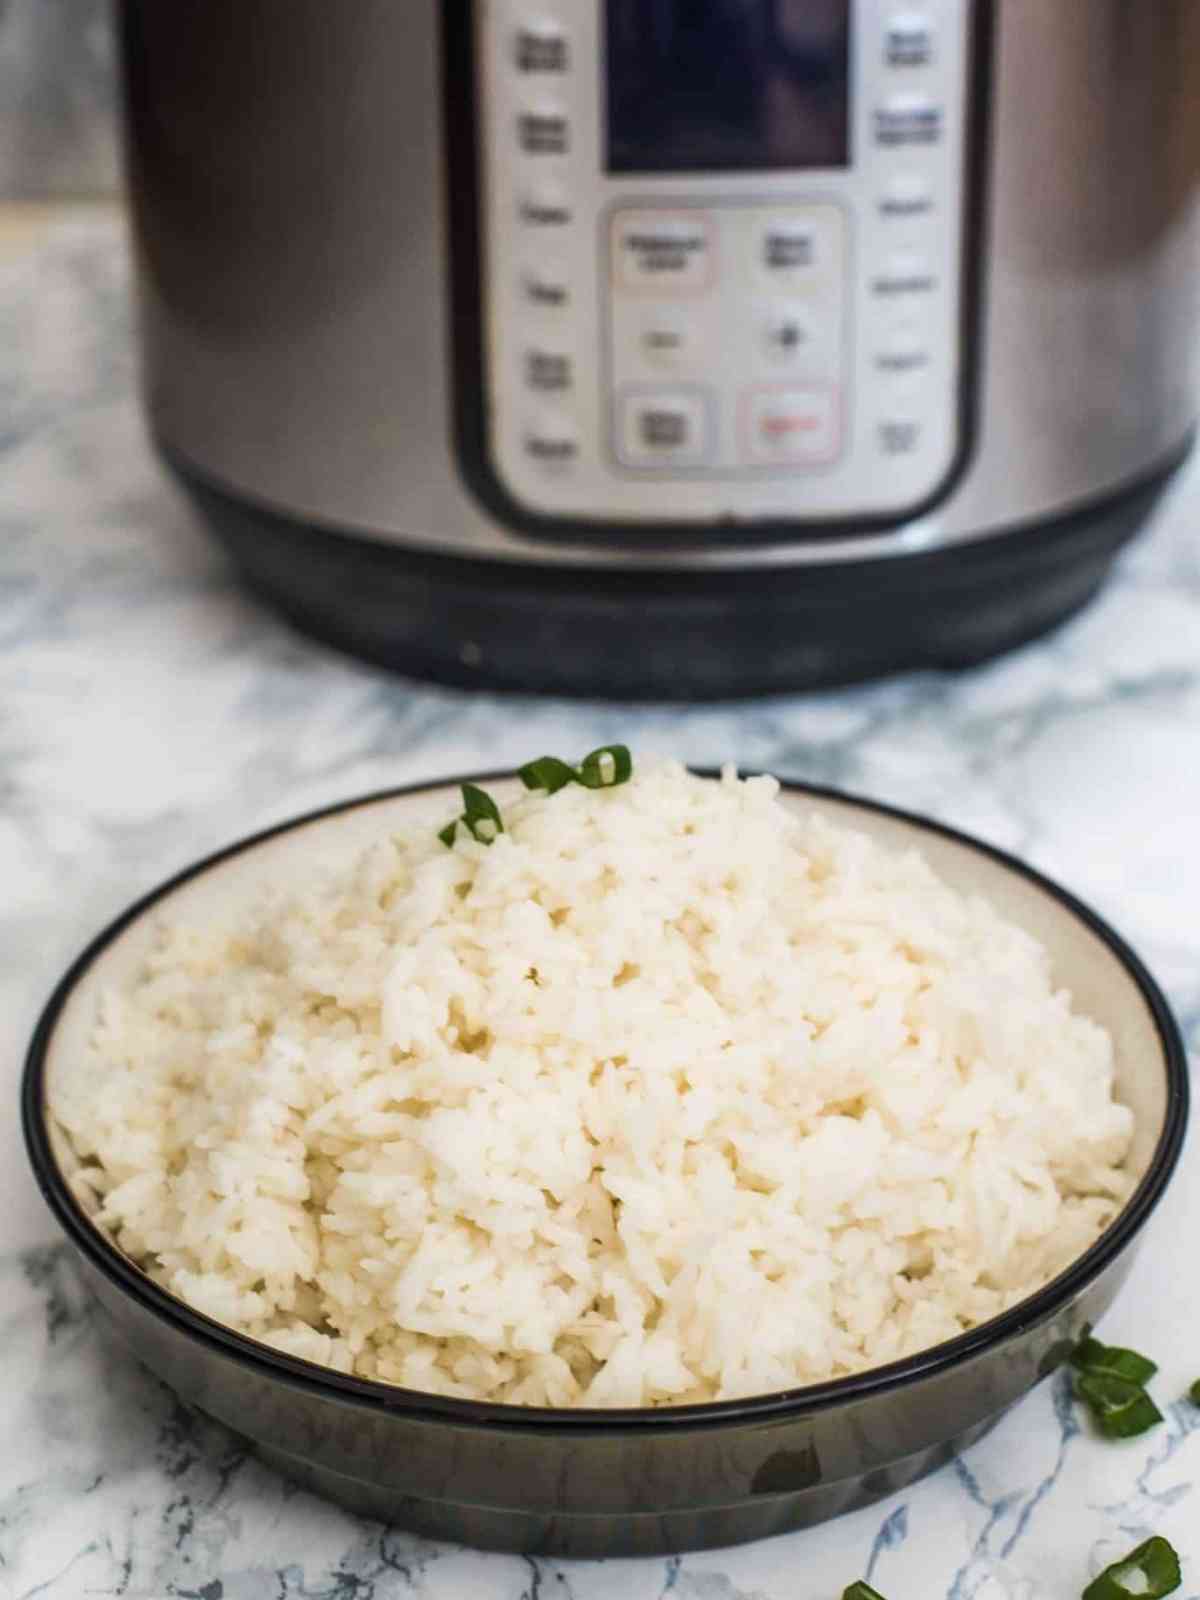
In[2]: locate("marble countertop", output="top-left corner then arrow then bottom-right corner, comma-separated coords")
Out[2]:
3,203 -> 1198,1600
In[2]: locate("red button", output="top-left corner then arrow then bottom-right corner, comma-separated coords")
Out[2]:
741,386 -> 840,465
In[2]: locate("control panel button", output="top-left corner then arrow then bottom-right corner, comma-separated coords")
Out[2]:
879,173 -> 935,220
875,95 -> 944,147
885,12 -> 935,67
612,212 -> 714,293
742,387 -> 839,465
875,326 -> 931,379
760,218 -> 820,278
523,417 -> 579,466
872,252 -> 937,297
519,184 -> 572,226
524,348 -> 573,392
638,311 -> 691,368
617,388 -> 711,467
877,416 -> 924,456
522,261 -> 569,308
515,22 -> 569,73
518,108 -> 569,155
763,304 -> 819,364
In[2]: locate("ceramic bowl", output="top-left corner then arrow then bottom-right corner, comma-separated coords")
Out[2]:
22,777 -> 1188,1557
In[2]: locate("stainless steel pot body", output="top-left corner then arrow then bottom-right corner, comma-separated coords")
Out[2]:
120,0 -> 1200,568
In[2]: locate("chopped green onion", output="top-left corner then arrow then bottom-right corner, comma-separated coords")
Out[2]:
518,745 -> 634,793
1083,1536 -> 1182,1600
442,747 -> 634,846
1075,1370 -> 1164,1439
577,744 -> 633,789
1190,1379 -> 1200,1406
843,1585 -> 887,1600
438,783 -> 505,848
518,756 -> 577,794
1071,1335 -> 1163,1438
1072,1338 -> 1158,1386
460,783 -> 503,842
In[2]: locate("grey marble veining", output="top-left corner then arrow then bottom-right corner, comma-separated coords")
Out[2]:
1,205 -> 1198,1598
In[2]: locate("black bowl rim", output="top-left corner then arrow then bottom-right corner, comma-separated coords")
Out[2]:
22,772 -> 1190,1435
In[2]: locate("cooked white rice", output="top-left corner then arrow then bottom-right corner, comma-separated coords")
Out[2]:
52,762 -> 1134,1408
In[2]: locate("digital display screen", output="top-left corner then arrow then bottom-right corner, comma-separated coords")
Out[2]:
606,1 -> 851,175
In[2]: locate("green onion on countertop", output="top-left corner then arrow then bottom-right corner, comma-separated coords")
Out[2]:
836,1344 -> 1183,1600
842,1535 -> 1184,1600
1074,1371 -> 1163,1439
1071,1338 -> 1157,1386
1070,1336 -> 1163,1439
438,783 -> 505,848
1083,1537 -> 1182,1600
519,744 -> 633,793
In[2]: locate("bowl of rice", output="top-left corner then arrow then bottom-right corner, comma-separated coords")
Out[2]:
23,762 -> 1187,1557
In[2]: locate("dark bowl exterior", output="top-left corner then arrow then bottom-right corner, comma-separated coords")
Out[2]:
65,1232 -> 1139,1556
22,777 -> 1189,1558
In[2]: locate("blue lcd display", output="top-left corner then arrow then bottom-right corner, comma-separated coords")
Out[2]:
606,0 -> 851,174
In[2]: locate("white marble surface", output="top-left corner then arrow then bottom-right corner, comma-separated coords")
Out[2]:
0,0 -> 118,199
2,204 -> 1199,1599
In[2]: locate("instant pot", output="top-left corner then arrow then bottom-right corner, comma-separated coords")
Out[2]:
119,1 -> 1200,697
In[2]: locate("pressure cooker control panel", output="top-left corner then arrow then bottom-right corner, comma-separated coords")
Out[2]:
474,0 -> 975,527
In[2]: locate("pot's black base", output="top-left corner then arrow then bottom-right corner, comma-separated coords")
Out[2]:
255,1417 -> 996,1557
171,447 -> 1187,700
